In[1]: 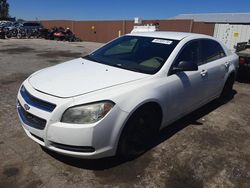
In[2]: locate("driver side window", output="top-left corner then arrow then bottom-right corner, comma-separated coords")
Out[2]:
175,40 -> 200,65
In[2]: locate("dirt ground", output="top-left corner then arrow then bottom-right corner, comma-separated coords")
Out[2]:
0,39 -> 250,188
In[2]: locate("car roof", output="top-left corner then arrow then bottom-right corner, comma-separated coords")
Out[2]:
127,31 -> 208,40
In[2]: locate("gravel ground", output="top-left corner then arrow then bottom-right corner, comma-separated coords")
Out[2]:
0,39 -> 250,188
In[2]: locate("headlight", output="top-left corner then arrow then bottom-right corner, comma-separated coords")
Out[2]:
61,101 -> 115,124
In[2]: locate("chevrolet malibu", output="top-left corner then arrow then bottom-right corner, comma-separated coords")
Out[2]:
17,32 -> 238,159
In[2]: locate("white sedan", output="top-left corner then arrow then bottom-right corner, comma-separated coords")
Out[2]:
17,32 -> 238,159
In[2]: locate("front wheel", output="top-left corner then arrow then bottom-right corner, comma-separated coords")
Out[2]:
117,105 -> 161,160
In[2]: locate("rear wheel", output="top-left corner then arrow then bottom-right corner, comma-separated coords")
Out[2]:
117,105 -> 161,160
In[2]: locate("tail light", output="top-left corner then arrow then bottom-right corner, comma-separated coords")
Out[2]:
239,57 -> 246,65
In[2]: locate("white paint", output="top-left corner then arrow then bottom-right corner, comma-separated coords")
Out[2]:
28,58 -> 149,98
17,32 -> 239,159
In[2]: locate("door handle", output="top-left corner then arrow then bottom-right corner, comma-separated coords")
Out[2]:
200,70 -> 207,77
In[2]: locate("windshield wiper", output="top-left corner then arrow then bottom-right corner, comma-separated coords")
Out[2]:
82,56 -> 142,73
112,63 -> 141,73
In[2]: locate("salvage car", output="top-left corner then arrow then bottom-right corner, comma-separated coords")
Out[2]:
21,22 -> 43,31
235,41 -> 250,80
17,32 -> 239,159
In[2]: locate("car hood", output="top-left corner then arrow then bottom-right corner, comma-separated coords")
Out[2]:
28,58 -> 149,98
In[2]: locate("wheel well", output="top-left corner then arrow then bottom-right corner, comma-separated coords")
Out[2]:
228,72 -> 235,80
223,72 -> 235,90
128,102 -> 163,128
116,102 -> 163,156
220,71 -> 235,99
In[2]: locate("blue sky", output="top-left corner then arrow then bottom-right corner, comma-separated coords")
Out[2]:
8,0 -> 250,21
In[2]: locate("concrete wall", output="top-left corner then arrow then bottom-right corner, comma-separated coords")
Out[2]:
41,19 -> 215,43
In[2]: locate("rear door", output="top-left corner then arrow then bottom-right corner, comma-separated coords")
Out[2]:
198,39 -> 228,101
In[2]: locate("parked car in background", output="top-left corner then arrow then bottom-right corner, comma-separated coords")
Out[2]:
3,21 -> 44,39
17,32 -> 238,159
0,20 -> 12,27
21,22 -> 43,31
4,22 -> 23,31
235,41 -> 250,80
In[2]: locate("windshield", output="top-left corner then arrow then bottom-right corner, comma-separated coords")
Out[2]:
84,35 -> 179,74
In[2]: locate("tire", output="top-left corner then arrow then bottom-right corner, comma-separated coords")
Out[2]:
117,104 -> 161,160
17,33 -> 22,39
220,74 -> 234,99
6,34 -> 11,38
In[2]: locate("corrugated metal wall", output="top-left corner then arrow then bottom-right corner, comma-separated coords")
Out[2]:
214,24 -> 250,50
41,20 -> 215,43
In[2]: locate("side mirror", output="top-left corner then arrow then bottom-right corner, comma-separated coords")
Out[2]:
172,61 -> 198,74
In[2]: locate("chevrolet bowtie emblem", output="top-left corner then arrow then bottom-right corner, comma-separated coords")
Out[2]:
24,104 -> 30,111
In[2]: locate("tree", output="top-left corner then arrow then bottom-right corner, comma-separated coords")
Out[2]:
0,0 -> 9,20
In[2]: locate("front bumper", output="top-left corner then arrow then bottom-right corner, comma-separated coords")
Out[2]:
17,81 -> 128,159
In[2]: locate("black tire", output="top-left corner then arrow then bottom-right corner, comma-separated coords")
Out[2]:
17,33 -> 22,39
6,33 -> 11,38
117,104 -> 161,160
220,74 -> 234,99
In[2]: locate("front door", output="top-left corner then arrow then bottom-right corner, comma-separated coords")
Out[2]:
163,40 -> 205,125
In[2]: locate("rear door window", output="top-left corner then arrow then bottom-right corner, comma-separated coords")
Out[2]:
200,39 -> 226,64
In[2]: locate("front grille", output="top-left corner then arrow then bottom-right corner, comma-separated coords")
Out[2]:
50,142 -> 95,153
17,101 -> 47,130
20,86 -> 56,112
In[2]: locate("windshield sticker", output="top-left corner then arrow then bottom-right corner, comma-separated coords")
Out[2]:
152,39 -> 173,45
